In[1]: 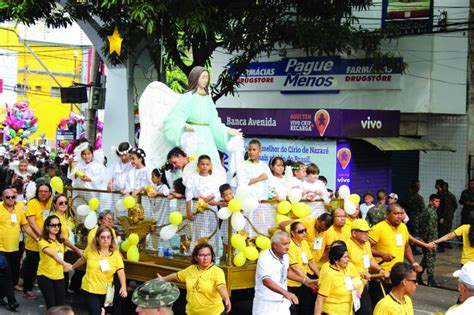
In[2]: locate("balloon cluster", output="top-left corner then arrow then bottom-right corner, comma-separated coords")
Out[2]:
115,196 -> 136,212
2,101 -> 38,145
76,197 -> 101,229
121,233 -> 140,262
338,185 -> 360,215
217,186 -> 259,232
231,234 -> 272,267
275,188 -> 311,224
56,111 -> 104,153
160,211 -> 184,240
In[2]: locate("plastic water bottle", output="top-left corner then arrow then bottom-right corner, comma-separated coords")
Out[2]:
158,247 -> 164,257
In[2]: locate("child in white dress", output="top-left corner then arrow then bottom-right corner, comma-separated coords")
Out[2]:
268,156 -> 288,201
289,160 -> 306,191
303,163 -> 330,201
107,142 -> 133,192
124,148 -> 152,195
68,143 -> 107,190
148,168 -> 170,197
185,155 -> 224,253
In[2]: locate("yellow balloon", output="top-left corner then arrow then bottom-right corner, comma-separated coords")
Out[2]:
228,198 -> 242,213
121,240 -> 130,252
291,203 -> 304,218
233,252 -> 247,267
75,170 -> 85,177
276,214 -> 291,224
127,245 -> 140,262
88,197 -> 100,211
243,246 -> 259,261
277,201 -> 292,214
50,176 -> 64,193
348,193 -> 361,205
128,233 -> 139,246
255,235 -> 271,250
169,211 -> 183,225
123,196 -> 136,209
231,234 -> 246,251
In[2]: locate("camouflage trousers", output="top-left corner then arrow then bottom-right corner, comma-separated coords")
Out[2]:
420,248 -> 436,276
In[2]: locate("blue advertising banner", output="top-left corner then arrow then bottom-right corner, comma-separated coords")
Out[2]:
336,141 -> 352,191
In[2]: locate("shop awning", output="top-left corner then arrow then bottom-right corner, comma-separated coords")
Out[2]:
359,137 -> 455,152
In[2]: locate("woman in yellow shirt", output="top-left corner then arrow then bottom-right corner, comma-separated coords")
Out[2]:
288,221 -> 319,315
315,241 -> 363,315
72,226 -> 127,315
37,215 -> 73,309
434,216 -> 474,265
158,243 -> 231,315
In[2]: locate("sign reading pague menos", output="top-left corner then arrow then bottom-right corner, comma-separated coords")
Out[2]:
233,56 -> 402,93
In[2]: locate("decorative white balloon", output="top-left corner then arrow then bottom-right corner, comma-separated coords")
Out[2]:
160,224 -> 178,240
339,185 -> 351,199
231,211 -> 246,231
84,211 -> 98,229
241,197 -> 259,212
235,185 -> 251,200
344,199 -> 356,216
288,188 -> 302,204
77,204 -> 91,217
217,207 -> 232,220
115,199 -> 127,212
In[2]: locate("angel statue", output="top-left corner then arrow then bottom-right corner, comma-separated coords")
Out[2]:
138,66 -> 244,184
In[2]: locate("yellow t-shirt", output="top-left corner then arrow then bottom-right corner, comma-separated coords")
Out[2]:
37,239 -> 65,280
373,293 -> 414,315
176,264 -> 226,315
369,220 -> 409,271
454,224 -> 474,265
288,239 -> 313,287
25,198 -> 52,251
346,237 -> 373,273
317,225 -> 350,268
0,202 -> 28,252
318,261 -> 361,314
300,217 -> 326,264
87,227 -> 117,248
81,247 -> 124,295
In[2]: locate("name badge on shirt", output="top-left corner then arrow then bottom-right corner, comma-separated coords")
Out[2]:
301,252 -> 308,264
363,254 -> 370,269
395,233 -> 403,247
352,290 -> 361,312
10,213 -> 17,223
313,237 -> 323,250
99,258 -> 111,272
344,276 -> 354,291
43,209 -> 50,220
57,250 -> 63,261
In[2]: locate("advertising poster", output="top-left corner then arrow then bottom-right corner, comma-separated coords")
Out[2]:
335,141 -> 352,191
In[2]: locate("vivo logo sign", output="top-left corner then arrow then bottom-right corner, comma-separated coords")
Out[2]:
360,116 -> 382,129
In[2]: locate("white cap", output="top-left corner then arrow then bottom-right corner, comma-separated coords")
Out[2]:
388,193 -> 398,200
453,261 -> 474,286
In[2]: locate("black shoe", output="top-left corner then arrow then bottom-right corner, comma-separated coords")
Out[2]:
0,299 -> 6,306
416,273 -> 425,285
8,301 -> 19,311
427,277 -> 440,287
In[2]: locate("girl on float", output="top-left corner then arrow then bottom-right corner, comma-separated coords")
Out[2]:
68,142 -> 107,191
268,156 -> 288,201
107,142 -> 133,192
185,155 -> 224,254
124,148 -> 153,196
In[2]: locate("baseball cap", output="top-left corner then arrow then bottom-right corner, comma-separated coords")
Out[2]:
453,261 -> 474,286
388,193 -> 398,200
132,279 -> 180,308
351,219 -> 371,232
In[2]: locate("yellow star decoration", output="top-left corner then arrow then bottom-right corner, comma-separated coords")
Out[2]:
107,26 -> 123,56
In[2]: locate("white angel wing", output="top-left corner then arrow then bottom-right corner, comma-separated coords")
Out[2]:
138,82 -> 180,170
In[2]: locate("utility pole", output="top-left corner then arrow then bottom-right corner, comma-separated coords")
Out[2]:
85,49 -> 100,147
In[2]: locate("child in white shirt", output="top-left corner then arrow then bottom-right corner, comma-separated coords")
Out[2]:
360,192 -> 375,220
124,148 -> 152,195
148,168 -> 170,197
268,156 -> 287,201
289,161 -> 306,191
303,163 -> 330,201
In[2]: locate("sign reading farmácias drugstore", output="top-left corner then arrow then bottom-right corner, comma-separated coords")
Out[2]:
233,56 -> 402,93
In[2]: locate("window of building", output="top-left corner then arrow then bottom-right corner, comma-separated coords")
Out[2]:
14,83 -> 30,95
50,86 -> 61,97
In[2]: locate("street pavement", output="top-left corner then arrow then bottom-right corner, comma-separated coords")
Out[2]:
1,245 -> 464,314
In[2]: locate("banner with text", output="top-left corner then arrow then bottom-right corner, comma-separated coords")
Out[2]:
234,56 -> 403,93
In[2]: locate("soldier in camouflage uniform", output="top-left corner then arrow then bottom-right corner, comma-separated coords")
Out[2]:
441,182 -> 458,248
401,180 -> 425,238
417,194 -> 440,287
133,279 -> 180,315
366,190 -> 387,226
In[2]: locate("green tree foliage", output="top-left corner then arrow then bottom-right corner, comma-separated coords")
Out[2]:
0,0 -> 400,100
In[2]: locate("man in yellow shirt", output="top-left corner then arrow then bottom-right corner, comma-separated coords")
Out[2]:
318,208 -> 350,268
347,219 -> 389,315
0,187 -> 39,311
368,204 -> 422,305
373,262 -> 417,315
21,183 -> 52,300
